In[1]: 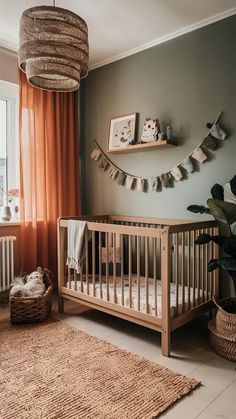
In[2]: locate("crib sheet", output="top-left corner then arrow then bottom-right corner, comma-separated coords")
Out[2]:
66,275 -> 204,318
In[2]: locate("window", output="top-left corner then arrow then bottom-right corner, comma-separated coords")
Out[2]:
0,81 -> 19,219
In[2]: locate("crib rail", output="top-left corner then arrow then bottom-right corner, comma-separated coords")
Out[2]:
58,216 -> 218,321
110,215 -> 197,227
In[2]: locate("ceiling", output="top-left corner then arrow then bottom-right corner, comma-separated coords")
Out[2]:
0,0 -> 235,69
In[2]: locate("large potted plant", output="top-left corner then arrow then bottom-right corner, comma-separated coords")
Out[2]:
187,175 -> 236,361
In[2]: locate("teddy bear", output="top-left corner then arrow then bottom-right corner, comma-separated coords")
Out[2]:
10,267 -> 46,298
141,118 -> 160,143
24,267 -> 46,296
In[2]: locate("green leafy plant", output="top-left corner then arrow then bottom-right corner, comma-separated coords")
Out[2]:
187,175 -> 236,300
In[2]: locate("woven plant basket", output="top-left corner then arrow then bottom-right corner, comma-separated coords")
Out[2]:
208,297 -> 236,362
10,275 -> 53,324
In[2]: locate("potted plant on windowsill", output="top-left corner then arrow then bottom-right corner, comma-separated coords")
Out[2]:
187,175 -> 236,361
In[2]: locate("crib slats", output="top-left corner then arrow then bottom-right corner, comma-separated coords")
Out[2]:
209,228 -> 213,298
80,264 -> 83,294
59,216 -> 220,350
99,232 -> 102,298
106,232 -> 109,301
206,231 -> 209,299
175,233 -> 179,314
74,270 -> 77,291
85,229 -> 89,295
68,266 -> 71,289
75,230 -> 83,293
192,230 -> 196,307
187,231 -> 191,310
213,227 -> 216,296
197,229 -> 200,305
121,234 -> 124,306
92,231 -> 95,296
171,226 -> 216,313
137,235 -> 141,311
145,237 -> 149,314
213,227 -> 219,298
181,232 -> 185,313
60,217 -> 219,334
153,238 -> 157,317
128,235 -> 132,308
201,229 -> 205,302
206,228 -> 210,300
113,233 -> 116,303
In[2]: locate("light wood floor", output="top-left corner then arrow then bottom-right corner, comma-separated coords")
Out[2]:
1,300 -> 235,419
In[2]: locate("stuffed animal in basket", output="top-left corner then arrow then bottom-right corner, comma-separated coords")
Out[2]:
24,268 -> 46,296
10,267 -> 47,298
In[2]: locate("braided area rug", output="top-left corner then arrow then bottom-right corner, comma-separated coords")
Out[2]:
0,319 -> 199,419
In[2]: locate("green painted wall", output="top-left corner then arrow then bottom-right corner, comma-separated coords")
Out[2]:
0,50 -> 18,84
81,16 -> 236,220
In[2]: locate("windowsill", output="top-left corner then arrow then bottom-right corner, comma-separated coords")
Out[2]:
0,221 -> 20,226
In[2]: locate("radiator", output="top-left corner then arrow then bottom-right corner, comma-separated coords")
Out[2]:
0,236 -> 16,293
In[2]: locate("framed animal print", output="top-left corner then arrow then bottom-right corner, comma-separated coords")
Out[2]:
108,113 -> 137,150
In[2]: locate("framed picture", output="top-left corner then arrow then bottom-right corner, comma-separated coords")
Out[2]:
108,113 -> 137,150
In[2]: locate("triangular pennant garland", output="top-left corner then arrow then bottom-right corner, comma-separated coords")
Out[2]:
90,148 -> 101,160
91,112 -> 228,193
126,176 -> 135,190
117,172 -> 126,185
149,177 -> 159,192
170,166 -> 183,181
191,146 -> 207,163
181,156 -> 194,173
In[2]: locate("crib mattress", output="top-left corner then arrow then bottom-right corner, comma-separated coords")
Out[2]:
66,275 -> 204,318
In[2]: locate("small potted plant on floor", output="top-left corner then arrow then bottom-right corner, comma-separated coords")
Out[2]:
187,175 -> 236,361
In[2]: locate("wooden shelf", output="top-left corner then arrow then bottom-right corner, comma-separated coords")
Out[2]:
107,140 -> 176,154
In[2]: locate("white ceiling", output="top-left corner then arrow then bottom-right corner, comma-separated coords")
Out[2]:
0,0 -> 235,69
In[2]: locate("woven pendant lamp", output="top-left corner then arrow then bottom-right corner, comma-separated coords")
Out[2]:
18,3 -> 89,92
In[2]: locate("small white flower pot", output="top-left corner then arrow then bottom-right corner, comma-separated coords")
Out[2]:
1,206 -> 12,221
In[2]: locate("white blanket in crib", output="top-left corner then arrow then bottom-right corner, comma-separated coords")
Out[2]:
67,220 -> 87,273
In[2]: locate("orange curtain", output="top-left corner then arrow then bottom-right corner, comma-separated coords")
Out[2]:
19,71 -> 81,281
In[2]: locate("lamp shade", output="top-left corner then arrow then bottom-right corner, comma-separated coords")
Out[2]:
18,6 -> 89,92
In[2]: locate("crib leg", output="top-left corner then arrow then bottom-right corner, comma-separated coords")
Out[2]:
58,294 -> 64,313
161,330 -> 170,357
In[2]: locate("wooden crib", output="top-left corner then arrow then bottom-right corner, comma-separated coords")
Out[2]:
57,215 -> 219,356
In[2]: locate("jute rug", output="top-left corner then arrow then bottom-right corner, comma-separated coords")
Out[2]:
0,319 -> 199,419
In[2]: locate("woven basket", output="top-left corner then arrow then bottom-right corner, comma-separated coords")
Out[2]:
10,275 -> 53,324
208,297 -> 236,362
